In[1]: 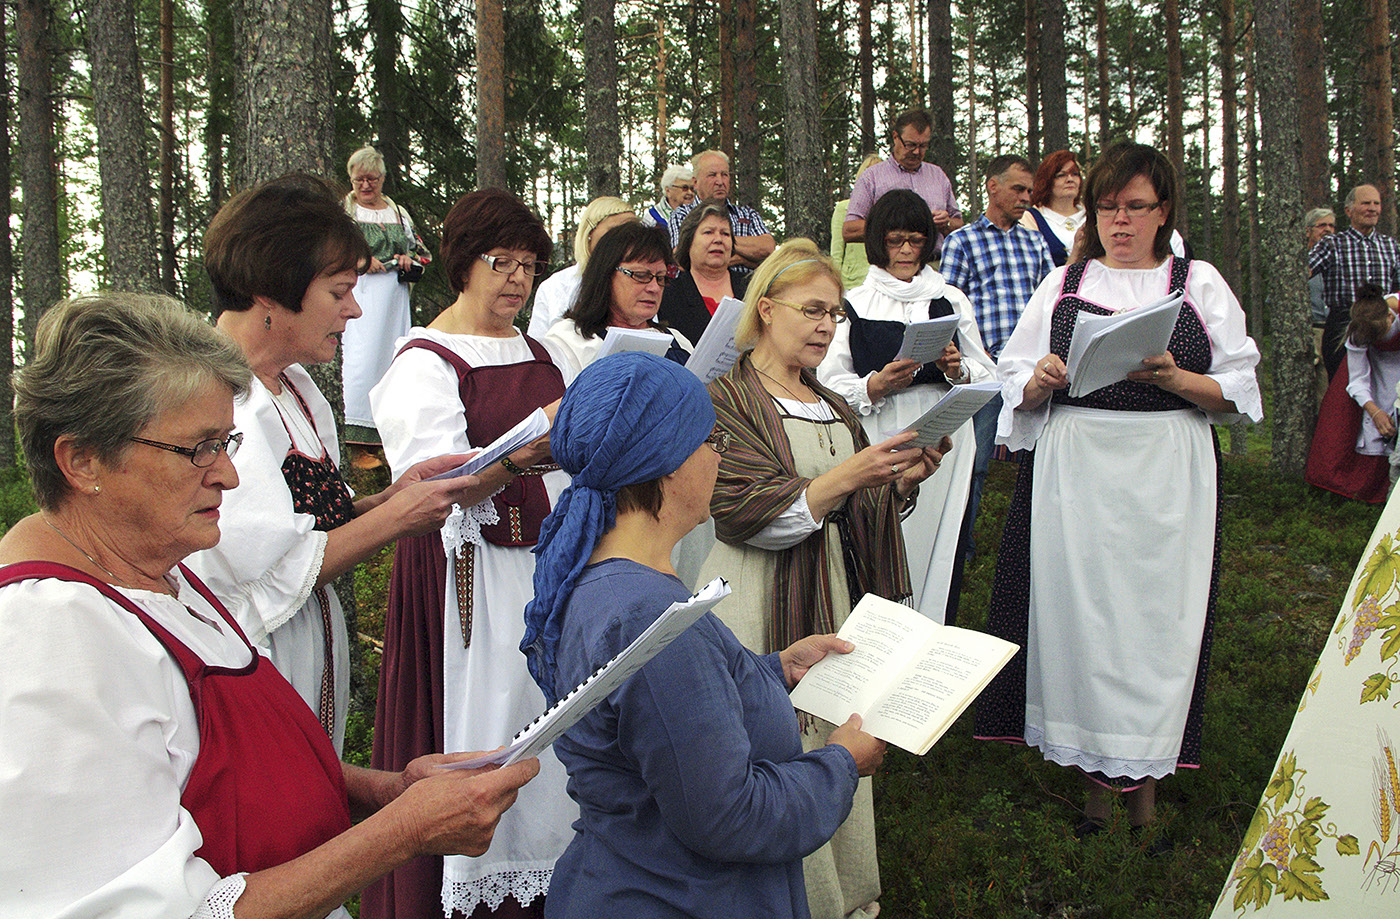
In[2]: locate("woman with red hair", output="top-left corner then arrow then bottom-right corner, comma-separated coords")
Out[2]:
1019,150 -> 1085,266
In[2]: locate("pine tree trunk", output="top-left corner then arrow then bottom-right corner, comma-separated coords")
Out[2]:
1365,0 -> 1394,234
1199,63 -> 1213,256
478,0 -> 507,190
734,0 -> 759,202
370,0 -> 404,180
1165,0 -> 1187,238
0,0 -> 15,467
204,0 -> 233,211
16,0 -> 62,344
1293,0 -> 1328,206
582,0 -> 619,196
1256,0 -> 1312,474
1039,0 -> 1068,153
1096,0 -> 1108,151
718,0 -> 734,157
159,0 -> 176,294
654,16 -> 667,183
1220,0 -> 1243,294
88,0 -> 159,291
966,16 -> 979,215
779,0 -> 825,242
1245,27 -> 1262,334
1024,0 -> 1040,163
858,0 -> 874,154
928,0 -> 957,187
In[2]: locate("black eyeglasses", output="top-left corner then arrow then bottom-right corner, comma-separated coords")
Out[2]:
705,430 -> 731,454
131,432 -> 243,467
616,267 -> 670,287
479,254 -> 547,277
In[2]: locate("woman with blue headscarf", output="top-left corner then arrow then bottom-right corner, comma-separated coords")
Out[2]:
521,352 -> 885,919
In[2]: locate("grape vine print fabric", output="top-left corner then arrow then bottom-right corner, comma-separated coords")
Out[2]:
1213,495 -> 1400,915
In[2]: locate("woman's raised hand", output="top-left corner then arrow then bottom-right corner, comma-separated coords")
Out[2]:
806,431 -> 926,520
866,358 -> 923,402
935,343 -> 963,382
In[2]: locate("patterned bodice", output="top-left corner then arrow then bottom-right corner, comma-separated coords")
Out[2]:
1049,257 -> 1212,412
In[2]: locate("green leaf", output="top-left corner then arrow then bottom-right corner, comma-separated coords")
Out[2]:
1337,834 -> 1361,856
1358,534 -> 1400,602
1361,673 -> 1392,704
1277,860 -> 1328,902
1380,625 -> 1400,663
1291,819 -> 1321,856
1242,805 -> 1270,852
1302,797 -> 1329,821
1266,753 -> 1298,805
1233,852 -> 1277,911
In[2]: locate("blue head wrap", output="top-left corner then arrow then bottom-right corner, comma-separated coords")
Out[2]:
521,351 -> 716,704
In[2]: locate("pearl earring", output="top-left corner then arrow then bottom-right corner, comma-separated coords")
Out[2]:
93,485 -> 101,495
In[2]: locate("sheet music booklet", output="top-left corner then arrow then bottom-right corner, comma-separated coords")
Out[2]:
894,315 -> 960,363
684,296 -> 747,382
895,381 -> 1002,447
1065,291 -> 1184,398
442,577 -> 732,769
596,327 -> 675,361
426,408 -> 550,481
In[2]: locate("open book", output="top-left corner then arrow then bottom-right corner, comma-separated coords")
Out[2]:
1066,291 -> 1184,398
597,327 -> 676,361
895,315 -> 960,363
426,408 -> 550,481
894,381 -> 1001,447
685,296 -> 746,382
442,577 -> 732,769
788,594 -> 1018,756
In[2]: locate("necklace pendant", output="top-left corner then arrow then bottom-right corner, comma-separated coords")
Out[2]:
830,444 -> 837,456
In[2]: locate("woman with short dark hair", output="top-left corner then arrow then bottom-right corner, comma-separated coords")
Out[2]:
818,189 -> 995,624
367,187 -> 578,919
658,200 -> 749,343
545,221 -> 692,374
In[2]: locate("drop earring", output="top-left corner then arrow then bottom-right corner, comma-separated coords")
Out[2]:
264,314 -> 272,330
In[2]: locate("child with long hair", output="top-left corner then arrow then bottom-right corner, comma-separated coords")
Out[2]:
1305,283 -> 1400,502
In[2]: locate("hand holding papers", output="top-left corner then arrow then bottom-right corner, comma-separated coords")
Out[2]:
895,381 -> 1001,447
441,578 -> 732,769
789,594 -> 1017,756
684,296 -> 746,382
894,315 -> 960,363
1065,292 -> 1184,398
426,408 -> 550,481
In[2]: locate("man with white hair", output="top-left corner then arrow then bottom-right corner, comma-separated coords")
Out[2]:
642,165 -> 695,234
669,150 -> 775,273
1310,183 -> 1400,378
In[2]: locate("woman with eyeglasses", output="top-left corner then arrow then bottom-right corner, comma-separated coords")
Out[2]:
818,190 -> 995,626
517,352 -> 885,919
699,240 -> 948,919
975,142 -> 1261,840
0,292 -> 538,919
189,175 -> 480,756
1019,150 -> 1086,267
366,187 -> 578,919
545,221 -> 694,376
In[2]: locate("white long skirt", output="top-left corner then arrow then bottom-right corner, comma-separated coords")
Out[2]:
343,271 -> 411,432
1025,406 -> 1216,780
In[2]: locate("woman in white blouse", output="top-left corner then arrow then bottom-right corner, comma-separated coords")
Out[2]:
818,189 -> 995,623
1019,150 -> 1085,267
0,292 -> 536,919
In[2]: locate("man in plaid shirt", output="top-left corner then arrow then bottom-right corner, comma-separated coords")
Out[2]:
1309,183 -> 1400,378
940,155 -> 1053,578
668,150 -> 775,275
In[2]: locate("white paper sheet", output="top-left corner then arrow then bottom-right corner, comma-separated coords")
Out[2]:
1066,291 -> 1184,398
684,296 -> 747,383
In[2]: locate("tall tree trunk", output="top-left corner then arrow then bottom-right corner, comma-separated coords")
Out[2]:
928,0 -> 957,188
234,0 -> 334,184
204,0 -> 233,210
16,0 -> 61,344
1219,0 -> 1242,294
654,15 -> 667,182
370,0 -> 404,181
1096,0 -> 1109,150
1256,0 -> 1311,474
734,0 -> 759,207
159,0 -> 176,294
1039,0 -> 1068,153
966,15 -> 979,216
478,0 -> 507,190
1199,62 -> 1213,256
0,0 -> 15,467
1024,0 -> 1040,163
1293,0 -> 1328,206
1165,0 -> 1187,237
1364,0 -> 1395,233
858,0 -> 874,153
1245,26 -> 1262,334
718,0 -> 734,157
779,0 -> 825,242
87,0 -> 159,291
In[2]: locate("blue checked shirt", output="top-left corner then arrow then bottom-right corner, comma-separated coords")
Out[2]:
939,215 -> 1054,359
1307,227 -> 1400,316
670,200 -> 768,250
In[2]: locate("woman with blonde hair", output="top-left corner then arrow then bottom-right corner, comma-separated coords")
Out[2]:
527,196 -> 636,337
700,239 -> 948,919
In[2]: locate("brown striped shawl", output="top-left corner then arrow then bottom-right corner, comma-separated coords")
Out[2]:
708,352 -> 912,652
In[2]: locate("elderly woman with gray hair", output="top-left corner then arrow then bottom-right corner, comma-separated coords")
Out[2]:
0,292 -> 537,918
342,145 -> 432,466
642,163 -> 696,232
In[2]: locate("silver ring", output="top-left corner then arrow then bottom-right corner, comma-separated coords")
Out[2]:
891,464 -> 900,474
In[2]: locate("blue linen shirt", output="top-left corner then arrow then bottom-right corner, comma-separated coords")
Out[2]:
939,215 -> 1053,359
546,559 -> 858,919
1307,226 -> 1400,316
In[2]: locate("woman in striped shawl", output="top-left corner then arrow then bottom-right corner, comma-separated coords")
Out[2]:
698,239 -> 948,919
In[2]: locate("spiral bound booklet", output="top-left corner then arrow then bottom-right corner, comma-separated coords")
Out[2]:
442,577 -> 732,769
